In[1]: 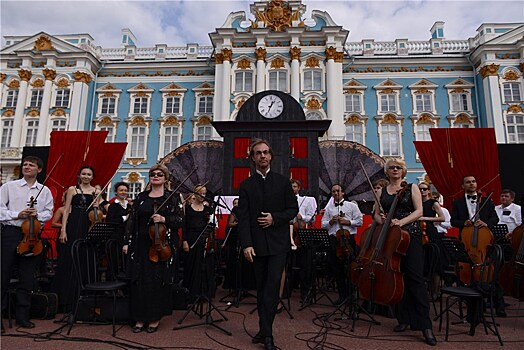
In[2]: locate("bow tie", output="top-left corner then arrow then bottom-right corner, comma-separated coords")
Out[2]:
467,195 -> 477,200
334,201 -> 344,207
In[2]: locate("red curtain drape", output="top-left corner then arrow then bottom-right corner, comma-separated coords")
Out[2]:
232,167 -> 250,189
414,128 -> 501,208
233,137 -> 251,159
290,137 -> 308,158
290,167 -> 308,189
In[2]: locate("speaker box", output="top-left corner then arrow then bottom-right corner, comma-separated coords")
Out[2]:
75,295 -> 130,324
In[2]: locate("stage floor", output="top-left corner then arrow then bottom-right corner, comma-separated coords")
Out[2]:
2,287 -> 523,350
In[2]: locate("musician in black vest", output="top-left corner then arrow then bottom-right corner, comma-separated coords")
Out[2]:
239,139 -> 298,350
451,175 -> 504,334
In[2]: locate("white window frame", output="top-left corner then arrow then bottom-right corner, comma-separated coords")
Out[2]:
503,82 -> 522,103
505,113 -> 524,144
268,70 -> 287,92
415,93 -> 433,112
344,94 -> 361,113
29,89 -> 43,108
54,89 -> 70,108
100,126 -> 115,142
165,96 -> 181,115
305,111 -> 323,120
345,123 -> 364,144
100,96 -> 117,114
303,69 -> 322,91
197,95 -> 213,114
195,125 -> 213,140
4,90 -> 18,108
380,94 -> 398,113
132,96 -> 149,114
24,119 -> 39,146
235,71 -> 253,92
414,122 -> 433,141
50,118 -> 67,132
0,118 -> 14,148
125,117 -> 150,161
451,92 -> 470,112
122,172 -> 146,199
161,125 -> 180,157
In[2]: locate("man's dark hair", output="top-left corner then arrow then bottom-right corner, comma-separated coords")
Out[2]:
22,156 -> 43,169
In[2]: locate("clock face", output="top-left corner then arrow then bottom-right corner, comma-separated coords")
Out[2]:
257,94 -> 284,119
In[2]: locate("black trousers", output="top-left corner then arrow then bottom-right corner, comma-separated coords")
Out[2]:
252,253 -> 287,338
327,235 -> 356,300
395,234 -> 432,330
1,225 -> 39,322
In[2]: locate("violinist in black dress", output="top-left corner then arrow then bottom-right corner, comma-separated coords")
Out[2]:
124,164 -> 182,333
374,158 -> 436,346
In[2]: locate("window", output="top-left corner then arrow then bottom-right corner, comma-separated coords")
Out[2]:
198,96 -> 213,114
306,111 -> 323,120
1,119 -> 14,148
30,90 -> 43,108
101,97 -> 116,114
381,123 -> 400,156
507,114 -> 524,143
345,124 -> 363,144
415,94 -> 432,112
304,70 -> 321,91
128,182 -> 142,199
269,71 -> 287,91
5,90 -> 18,108
51,119 -> 67,132
129,126 -> 146,157
196,125 -> 212,140
165,96 -> 181,114
133,97 -> 148,114
100,126 -> 114,142
345,94 -> 361,113
380,94 -> 397,112
163,126 -> 179,156
451,93 -> 469,112
55,89 -> 70,107
503,82 -> 521,103
235,71 -> 253,92
25,120 -> 39,146
415,123 -> 433,141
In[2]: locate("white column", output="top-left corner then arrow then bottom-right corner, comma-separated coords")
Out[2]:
69,72 -> 91,130
484,75 -> 505,142
290,59 -> 300,101
213,59 -> 223,121
36,68 -> 56,145
11,69 -> 32,147
256,60 -> 265,93
326,57 -> 344,139
221,51 -> 232,121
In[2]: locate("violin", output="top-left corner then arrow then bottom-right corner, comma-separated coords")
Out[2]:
356,183 -> 411,305
335,211 -> 352,259
17,196 -> 44,256
87,192 -> 104,231
459,193 -> 494,285
148,201 -> 172,262
420,220 -> 429,245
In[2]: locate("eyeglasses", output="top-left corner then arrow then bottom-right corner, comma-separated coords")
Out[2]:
419,187 -> 429,191
388,165 -> 403,170
150,172 -> 165,178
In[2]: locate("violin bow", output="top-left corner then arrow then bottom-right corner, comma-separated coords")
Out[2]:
154,166 -> 198,214
469,191 -> 494,222
359,160 -> 385,214
85,167 -> 122,212
32,153 -> 64,202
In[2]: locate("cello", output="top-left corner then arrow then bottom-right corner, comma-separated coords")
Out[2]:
356,183 -> 411,305
459,192 -> 495,285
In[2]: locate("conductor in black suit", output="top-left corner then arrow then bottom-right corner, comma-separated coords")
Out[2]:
451,175 -> 504,334
238,139 -> 298,350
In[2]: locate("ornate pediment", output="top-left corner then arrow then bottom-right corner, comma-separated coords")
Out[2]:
253,0 -> 301,32
34,35 -> 54,51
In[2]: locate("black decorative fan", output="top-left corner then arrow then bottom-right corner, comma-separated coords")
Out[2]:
318,140 -> 385,204
160,140 -> 224,196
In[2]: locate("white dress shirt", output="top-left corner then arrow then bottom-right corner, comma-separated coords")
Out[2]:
495,202 -> 522,233
435,207 -> 452,234
0,178 -> 54,226
321,200 -> 363,236
296,195 -> 316,224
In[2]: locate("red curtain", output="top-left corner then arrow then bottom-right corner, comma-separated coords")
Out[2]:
232,167 -> 250,189
290,137 -> 308,158
290,167 -> 308,189
233,137 -> 251,158
414,128 -> 501,208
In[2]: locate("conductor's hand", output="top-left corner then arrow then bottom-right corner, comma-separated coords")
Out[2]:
244,246 -> 256,263
257,212 -> 273,228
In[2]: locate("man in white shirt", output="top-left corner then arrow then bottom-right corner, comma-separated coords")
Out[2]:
495,189 -> 522,236
321,184 -> 363,304
0,156 -> 54,332
291,179 -> 316,229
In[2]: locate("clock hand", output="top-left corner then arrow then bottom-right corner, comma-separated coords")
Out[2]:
266,101 -> 275,117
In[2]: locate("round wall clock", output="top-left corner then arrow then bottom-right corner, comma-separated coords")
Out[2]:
257,94 -> 284,119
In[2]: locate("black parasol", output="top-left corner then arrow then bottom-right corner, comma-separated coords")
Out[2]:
318,140 -> 385,206
160,140 -> 224,197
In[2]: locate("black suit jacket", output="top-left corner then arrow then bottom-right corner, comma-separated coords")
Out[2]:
451,195 -> 499,234
238,171 -> 298,256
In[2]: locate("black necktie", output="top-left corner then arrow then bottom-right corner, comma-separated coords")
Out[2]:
467,195 -> 477,200
334,201 -> 344,207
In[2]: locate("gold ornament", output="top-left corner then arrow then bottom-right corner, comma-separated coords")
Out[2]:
18,69 -> 32,81
34,35 -> 54,51
479,64 -> 500,78
289,46 -> 301,60
255,47 -> 267,61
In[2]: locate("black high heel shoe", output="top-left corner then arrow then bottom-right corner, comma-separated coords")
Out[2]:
422,329 -> 437,346
146,325 -> 159,333
132,324 -> 144,333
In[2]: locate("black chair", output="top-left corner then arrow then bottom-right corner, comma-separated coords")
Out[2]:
104,239 -> 129,283
439,244 -> 504,346
68,239 -> 126,336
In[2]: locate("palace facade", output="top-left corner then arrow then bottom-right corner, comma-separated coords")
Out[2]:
1,0 -> 523,198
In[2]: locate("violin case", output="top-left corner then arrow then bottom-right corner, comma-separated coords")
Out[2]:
75,295 -> 130,324
30,292 -> 58,319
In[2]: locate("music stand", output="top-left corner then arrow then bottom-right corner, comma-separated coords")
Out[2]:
86,222 -> 117,242
492,225 -> 512,262
296,229 -> 334,310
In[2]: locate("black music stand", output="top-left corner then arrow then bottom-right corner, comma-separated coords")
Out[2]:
297,229 -> 334,310
86,222 -> 117,242
492,225 -> 512,262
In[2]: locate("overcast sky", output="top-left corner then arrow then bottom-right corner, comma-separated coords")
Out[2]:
1,0 -> 523,48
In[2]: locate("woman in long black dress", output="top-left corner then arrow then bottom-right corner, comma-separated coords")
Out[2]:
124,164 -> 182,333
52,165 -> 101,311
374,158 -> 437,346
182,185 -> 216,300
222,198 -> 239,290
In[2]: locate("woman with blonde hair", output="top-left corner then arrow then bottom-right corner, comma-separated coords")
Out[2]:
374,158 -> 436,346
